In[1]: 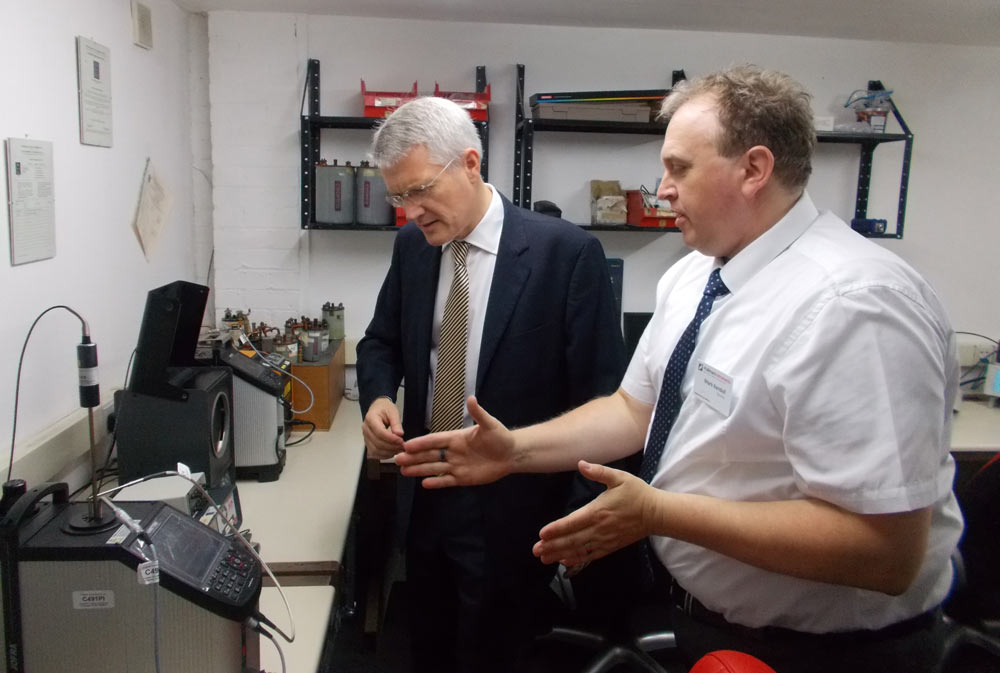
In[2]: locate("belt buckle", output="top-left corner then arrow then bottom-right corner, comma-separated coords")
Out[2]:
668,578 -> 694,616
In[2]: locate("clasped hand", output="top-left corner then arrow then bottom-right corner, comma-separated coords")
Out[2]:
362,397 -> 404,459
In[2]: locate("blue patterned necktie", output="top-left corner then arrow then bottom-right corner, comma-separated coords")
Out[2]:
639,268 -> 729,587
639,268 -> 730,482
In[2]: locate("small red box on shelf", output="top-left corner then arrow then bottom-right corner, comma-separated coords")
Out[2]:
626,189 -> 678,229
433,82 -> 491,121
361,79 -> 418,118
360,79 -> 490,121
396,207 -> 408,227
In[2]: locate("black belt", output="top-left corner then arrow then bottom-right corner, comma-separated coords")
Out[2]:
666,577 -> 940,645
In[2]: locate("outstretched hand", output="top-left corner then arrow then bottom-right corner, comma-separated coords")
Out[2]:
533,461 -> 654,567
397,396 -> 514,488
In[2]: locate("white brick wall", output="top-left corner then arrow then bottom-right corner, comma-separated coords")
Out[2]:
189,12 -> 215,321
208,11 -> 309,327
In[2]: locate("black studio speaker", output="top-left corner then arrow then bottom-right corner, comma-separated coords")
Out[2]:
114,366 -> 235,487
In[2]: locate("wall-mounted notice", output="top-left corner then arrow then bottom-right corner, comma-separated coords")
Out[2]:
76,36 -> 113,147
133,158 -> 171,261
5,138 -> 56,266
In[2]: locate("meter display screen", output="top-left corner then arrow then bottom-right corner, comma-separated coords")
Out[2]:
147,508 -> 227,586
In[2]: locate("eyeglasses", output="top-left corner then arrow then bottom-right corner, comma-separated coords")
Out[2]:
385,158 -> 457,208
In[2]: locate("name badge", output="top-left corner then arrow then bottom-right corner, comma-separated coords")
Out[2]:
693,361 -> 733,416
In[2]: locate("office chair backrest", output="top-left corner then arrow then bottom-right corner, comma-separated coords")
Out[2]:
956,453 -> 1000,619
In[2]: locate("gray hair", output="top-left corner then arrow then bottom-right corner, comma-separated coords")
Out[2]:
370,96 -> 482,169
659,65 -> 815,191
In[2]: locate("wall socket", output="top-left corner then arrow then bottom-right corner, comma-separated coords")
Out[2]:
958,337 -> 997,367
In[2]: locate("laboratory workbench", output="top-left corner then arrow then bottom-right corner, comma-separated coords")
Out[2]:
239,399 -> 364,673
950,398 -> 1000,493
951,398 -> 1000,455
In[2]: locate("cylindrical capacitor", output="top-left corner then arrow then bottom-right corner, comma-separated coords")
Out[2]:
274,336 -> 290,359
355,161 -> 394,226
77,336 -> 100,408
320,319 -> 330,354
324,302 -> 345,340
304,325 -> 322,362
316,159 -> 356,225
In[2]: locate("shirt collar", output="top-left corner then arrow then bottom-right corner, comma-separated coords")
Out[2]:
718,191 -> 819,294
445,183 -> 503,256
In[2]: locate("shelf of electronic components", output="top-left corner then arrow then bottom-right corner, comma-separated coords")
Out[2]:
512,65 -> 913,239
300,59 -> 490,230
816,130 -> 909,145
519,120 -> 910,144
308,115 -> 489,133
522,118 -> 668,135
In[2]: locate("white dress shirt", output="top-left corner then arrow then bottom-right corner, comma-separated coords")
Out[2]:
426,184 -> 503,428
621,192 -> 963,632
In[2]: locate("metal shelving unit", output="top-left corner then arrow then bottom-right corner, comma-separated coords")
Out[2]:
512,66 -> 914,239
300,59 -> 490,230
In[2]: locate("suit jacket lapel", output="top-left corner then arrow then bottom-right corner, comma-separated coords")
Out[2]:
410,241 -> 441,417
478,196 -> 530,390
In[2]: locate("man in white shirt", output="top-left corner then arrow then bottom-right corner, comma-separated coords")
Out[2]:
398,66 -> 962,673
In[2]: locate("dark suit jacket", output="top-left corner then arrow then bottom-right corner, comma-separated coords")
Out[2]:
356,193 -> 626,590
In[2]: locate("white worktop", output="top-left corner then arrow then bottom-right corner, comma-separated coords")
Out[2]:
239,400 -> 364,565
951,398 -> 1000,452
240,399 -> 364,673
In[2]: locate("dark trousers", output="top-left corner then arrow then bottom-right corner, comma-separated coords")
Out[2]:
407,486 -> 557,673
667,603 -> 946,673
643,559 -> 945,672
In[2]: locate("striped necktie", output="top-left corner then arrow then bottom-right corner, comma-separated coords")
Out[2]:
430,240 -> 471,432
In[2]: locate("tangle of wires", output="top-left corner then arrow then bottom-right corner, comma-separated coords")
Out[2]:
957,331 -> 999,391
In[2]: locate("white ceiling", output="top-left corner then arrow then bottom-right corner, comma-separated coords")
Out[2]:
173,0 -> 1000,47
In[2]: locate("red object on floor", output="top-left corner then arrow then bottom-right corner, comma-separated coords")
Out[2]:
689,650 -> 777,673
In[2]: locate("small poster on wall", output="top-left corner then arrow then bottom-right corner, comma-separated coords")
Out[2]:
76,36 -> 113,147
132,158 -> 171,261
5,138 -> 56,266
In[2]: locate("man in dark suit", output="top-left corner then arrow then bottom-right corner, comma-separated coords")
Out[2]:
356,96 -> 627,673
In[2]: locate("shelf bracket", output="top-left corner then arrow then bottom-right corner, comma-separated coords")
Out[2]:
301,59 -> 322,229
513,64 -> 525,208
855,80 -> 913,238
305,59 -> 320,117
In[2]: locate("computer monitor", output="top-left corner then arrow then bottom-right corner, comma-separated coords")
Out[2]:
128,280 -> 209,398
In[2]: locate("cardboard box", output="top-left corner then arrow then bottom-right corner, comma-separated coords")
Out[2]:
591,180 -> 627,225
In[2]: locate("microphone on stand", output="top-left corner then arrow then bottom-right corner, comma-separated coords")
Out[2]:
71,326 -> 115,530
